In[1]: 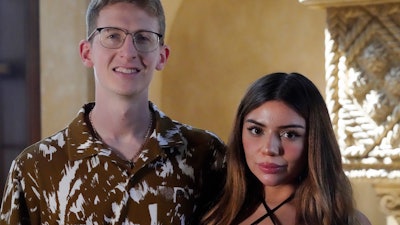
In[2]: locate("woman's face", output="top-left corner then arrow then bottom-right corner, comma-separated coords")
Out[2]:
242,100 -> 306,187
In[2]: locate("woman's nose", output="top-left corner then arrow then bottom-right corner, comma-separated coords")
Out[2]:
262,134 -> 280,155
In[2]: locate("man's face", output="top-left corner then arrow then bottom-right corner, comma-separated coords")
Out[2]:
80,2 -> 169,99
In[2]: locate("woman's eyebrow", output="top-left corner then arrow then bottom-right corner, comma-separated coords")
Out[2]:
244,119 -> 265,127
279,124 -> 305,129
245,119 -> 305,129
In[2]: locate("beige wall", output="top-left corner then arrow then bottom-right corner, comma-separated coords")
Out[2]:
39,0 -> 384,224
40,0 -> 92,136
160,0 -> 326,141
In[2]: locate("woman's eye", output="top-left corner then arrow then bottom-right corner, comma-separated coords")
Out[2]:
280,131 -> 300,139
247,126 -> 263,135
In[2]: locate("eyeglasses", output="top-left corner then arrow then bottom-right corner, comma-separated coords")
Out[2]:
87,27 -> 163,53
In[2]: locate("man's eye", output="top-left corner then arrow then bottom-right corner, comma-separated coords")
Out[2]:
135,33 -> 156,46
136,34 -> 150,41
107,33 -> 122,40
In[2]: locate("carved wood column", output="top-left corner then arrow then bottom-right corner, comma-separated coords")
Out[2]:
300,0 -> 400,224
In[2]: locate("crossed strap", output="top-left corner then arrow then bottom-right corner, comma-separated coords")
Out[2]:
251,193 -> 295,225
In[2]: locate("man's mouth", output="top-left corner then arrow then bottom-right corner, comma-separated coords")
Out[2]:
114,67 -> 140,74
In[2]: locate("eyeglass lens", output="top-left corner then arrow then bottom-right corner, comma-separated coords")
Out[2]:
99,27 -> 160,52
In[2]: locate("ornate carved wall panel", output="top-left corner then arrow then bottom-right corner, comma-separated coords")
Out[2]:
324,3 -> 400,181
300,1 -> 400,223
374,184 -> 400,223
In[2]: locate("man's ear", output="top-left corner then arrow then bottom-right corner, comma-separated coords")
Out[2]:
156,45 -> 170,71
79,40 -> 94,68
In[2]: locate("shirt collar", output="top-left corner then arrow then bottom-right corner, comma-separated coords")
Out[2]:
66,102 -> 185,161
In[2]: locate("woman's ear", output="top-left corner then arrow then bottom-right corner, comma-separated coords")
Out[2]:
79,40 -> 94,68
156,45 -> 170,71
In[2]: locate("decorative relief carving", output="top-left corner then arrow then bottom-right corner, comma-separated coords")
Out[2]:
374,183 -> 400,222
325,3 -> 400,179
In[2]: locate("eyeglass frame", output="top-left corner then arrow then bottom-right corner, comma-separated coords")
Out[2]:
87,27 -> 164,53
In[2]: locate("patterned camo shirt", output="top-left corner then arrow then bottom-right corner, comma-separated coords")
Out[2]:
0,102 -> 226,225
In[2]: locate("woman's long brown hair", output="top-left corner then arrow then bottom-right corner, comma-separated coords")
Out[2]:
201,72 -> 361,225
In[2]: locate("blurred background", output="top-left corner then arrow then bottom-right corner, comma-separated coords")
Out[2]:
0,0 -> 391,224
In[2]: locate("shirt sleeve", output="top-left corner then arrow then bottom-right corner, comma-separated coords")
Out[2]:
0,160 -> 35,225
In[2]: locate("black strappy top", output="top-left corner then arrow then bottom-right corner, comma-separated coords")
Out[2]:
250,193 -> 295,225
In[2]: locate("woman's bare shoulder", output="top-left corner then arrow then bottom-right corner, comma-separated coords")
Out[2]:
356,210 -> 372,225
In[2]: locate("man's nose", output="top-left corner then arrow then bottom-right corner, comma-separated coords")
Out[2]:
119,34 -> 138,57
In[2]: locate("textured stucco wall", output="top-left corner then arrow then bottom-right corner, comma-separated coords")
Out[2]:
161,0 -> 326,141
40,0 -> 92,137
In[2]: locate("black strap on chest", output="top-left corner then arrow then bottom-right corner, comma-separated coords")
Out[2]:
250,193 -> 294,225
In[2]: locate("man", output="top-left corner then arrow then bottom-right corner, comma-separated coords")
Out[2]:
0,0 -> 225,224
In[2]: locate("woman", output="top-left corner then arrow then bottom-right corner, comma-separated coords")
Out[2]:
201,72 -> 371,225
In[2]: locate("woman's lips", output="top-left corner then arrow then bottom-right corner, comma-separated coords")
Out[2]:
258,163 -> 285,174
